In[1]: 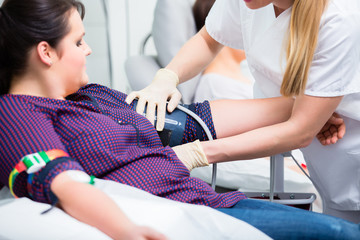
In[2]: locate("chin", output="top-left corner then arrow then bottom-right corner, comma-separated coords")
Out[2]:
245,4 -> 258,10
244,2 -> 263,10
81,75 -> 89,86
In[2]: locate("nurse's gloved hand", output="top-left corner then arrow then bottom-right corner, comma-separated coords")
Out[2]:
172,140 -> 209,171
126,68 -> 182,131
316,112 -> 346,146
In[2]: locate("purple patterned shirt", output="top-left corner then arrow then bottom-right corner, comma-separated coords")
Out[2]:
0,84 -> 246,207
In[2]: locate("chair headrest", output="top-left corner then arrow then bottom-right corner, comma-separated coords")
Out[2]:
152,0 -> 197,68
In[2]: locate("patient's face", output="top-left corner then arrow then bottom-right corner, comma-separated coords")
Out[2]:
54,9 -> 92,96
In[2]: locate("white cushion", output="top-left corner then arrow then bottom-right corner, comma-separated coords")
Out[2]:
0,180 -> 271,240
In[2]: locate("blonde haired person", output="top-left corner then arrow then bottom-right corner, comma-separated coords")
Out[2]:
192,0 -> 253,101
126,0 -> 360,222
4,0 -> 360,238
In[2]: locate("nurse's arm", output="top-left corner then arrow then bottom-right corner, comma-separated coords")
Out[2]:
202,95 -> 343,163
166,26 -> 224,83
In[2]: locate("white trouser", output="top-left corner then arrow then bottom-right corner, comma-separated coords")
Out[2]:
301,115 -> 360,223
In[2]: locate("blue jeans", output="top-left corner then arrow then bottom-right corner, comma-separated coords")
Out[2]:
217,199 -> 360,240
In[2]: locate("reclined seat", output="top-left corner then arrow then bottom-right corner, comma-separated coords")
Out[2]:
124,0 -> 317,211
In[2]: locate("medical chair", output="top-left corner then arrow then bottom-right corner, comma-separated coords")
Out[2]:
125,0 -> 200,104
125,0 -> 316,210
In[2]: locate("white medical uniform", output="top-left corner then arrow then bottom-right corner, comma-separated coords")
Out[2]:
206,0 -> 360,222
193,73 -> 253,102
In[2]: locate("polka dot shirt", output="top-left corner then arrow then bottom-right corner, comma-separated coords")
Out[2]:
0,84 -> 246,207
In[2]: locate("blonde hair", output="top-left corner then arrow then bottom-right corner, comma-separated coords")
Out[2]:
281,0 -> 329,96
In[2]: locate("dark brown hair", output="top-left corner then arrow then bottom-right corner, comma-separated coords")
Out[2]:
192,0 -> 215,32
0,0 -> 85,94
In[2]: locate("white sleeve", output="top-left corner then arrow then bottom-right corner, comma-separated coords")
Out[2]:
305,10 -> 360,97
205,0 -> 244,49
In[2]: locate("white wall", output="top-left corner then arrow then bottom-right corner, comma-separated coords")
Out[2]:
82,0 -> 110,89
83,0 -> 157,93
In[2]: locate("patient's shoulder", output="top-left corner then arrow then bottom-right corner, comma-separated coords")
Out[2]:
78,84 -> 125,99
0,94 -> 34,111
77,84 -> 130,110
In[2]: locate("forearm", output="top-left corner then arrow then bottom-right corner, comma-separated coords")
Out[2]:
210,97 -> 294,138
166,27 -> 223,83
203,120 -> 308,163
204,95 -> 343,163
51,172 -> 134,239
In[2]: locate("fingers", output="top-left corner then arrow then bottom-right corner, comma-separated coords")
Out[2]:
155,91 -> 181,131
331,112 -> 343,123
126,91 -> 148,117
328,115 -> 344,125
146,101 -> 157,127
323,128 -> 333,144
316,112 -> 346,146
140,226 -> 168,240
326,120 -> 346,144
126,89 -> 181,131
329,125 -> 338,144
337,121 -> 346,139
136,97 -> 147,116
167,91 -> 182,113
156,102 -> 166,131
316,133 -> 326,146
317,124 -> 345,146
125,91 -> 138,105
316,125 -> 335,146
134,98 -> 167,131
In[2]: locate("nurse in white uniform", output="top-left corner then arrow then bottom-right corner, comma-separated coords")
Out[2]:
126,0 -> 360,222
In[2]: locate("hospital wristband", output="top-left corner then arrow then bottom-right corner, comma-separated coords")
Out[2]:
65,170 -> 96,185
8,149 -> 69,198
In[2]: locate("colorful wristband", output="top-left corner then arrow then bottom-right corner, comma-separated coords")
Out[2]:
8,149 -> 69,198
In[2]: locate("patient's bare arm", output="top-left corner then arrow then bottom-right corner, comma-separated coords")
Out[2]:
210,97 -> 345,145
203,95 -> 342,163
51,171 -> 167,240
210,97 -> 294,139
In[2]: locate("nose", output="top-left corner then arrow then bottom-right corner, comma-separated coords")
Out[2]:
83,41 -> 92,56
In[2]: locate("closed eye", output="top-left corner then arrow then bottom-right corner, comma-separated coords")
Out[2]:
76,39 -> 83,47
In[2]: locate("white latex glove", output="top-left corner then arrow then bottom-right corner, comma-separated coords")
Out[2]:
126,68 -> 182,131
172,140 -> 209,171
